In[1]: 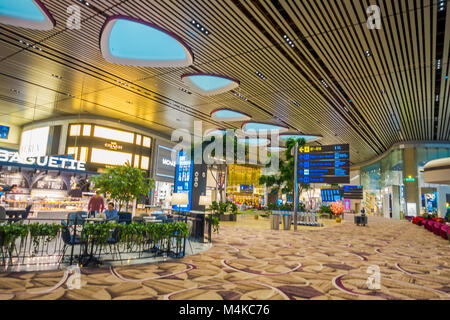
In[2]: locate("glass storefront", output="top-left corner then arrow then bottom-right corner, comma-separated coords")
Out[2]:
360,143 -> 450,219
226,164 -> 264,207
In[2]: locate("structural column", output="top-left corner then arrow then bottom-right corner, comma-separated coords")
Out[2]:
402,147 -> 419,216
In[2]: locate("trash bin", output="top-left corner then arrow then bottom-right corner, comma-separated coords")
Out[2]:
271,214 -> 280,230
282,213 -> 292,230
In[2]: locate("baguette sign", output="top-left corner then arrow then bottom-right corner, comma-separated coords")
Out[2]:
0,149 -> 86,171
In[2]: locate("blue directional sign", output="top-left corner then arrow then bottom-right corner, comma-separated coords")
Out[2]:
297,144 -> 350,184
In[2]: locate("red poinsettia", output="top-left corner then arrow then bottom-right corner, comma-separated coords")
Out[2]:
330,201 -> 344,216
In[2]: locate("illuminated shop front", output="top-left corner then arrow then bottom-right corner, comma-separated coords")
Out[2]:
358,142 -> 450,219
66,123 -> 152,174
0,147 -> 92,217
226,164 -> 265,207
152,143 -> 176,206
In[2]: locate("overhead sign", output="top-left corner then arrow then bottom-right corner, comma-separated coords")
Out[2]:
321,187 -> 341,202
0,148 -> 86,172
341,185 -> 363,199
297,144 -> 350,184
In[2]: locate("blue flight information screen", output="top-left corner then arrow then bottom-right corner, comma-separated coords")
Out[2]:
297,144 -> 350,184
173,150 -> 193,212
321,188 -> 342,202
0,126 -> 9,139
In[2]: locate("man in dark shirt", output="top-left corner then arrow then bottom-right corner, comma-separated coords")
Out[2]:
88,191 -> 105,218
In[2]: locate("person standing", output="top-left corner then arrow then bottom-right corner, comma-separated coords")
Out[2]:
88,191 -> 105,218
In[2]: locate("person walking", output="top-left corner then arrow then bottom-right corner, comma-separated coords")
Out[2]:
88,191 -> 105,218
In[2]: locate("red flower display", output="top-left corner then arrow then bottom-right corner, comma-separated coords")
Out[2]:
330,201 -> 344,216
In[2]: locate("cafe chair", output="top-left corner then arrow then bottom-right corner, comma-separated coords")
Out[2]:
107,227 -> 122,263
0,206 -> 6,224
60,225 -> 82,266
118,212 -> 132,225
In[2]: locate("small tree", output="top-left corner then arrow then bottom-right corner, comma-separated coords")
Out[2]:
259,138 -> 310,206
91,163 -> 154,212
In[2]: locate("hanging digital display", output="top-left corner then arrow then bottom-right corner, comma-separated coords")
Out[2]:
321,188 -> 342,202
297,144 -> 350,184
341,185 -> 363,199
173,150 -> 193,212
0,126 -> 10,139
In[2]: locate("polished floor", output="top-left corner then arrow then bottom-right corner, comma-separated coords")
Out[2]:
0,215 -> 449,300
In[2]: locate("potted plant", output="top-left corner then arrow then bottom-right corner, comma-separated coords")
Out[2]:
330,201 -> 344,223
228,202 -> 238,222
319,205 -> 333,219
91,163 -> 154,213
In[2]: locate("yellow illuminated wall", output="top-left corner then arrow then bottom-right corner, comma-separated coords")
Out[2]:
227,164 -> 262,192
91,148 -> 133,166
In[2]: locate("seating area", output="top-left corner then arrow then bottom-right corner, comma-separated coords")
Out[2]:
411,216 -> 449,240
0,210 -> 194,271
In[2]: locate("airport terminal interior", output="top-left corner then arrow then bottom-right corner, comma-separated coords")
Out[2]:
0,0 -> 449,302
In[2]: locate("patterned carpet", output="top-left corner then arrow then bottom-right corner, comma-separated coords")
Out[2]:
0,216 -> 449,300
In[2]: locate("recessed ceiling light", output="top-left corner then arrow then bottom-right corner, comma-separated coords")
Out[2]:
191,19 -> 209,35
283,33 -> 295,48
320,80 -> 329,88
255,71 -> 267,81
179,87 -> 192,94
364,50 -> 372,57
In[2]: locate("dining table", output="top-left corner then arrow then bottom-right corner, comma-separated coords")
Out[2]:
5,208 -> 26,222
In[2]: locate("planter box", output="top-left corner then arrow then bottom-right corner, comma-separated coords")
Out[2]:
219,214 -> 237,222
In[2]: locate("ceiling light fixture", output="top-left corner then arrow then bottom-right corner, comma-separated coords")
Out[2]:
320,79 -> 329,88
436,59 -> 441,70
364,50 -> 372,57
255,71 -> 267,81
292,100 -> 300,107
179,87 -> 192,94
232,91 -> 248,101
51,74 -> 62,79
283,34 -> 295,48
191,19 -> 209,35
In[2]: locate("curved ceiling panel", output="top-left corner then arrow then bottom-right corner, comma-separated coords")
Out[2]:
204,128 -> 227,136
210,108 -> 251,122
241,121 -> 289,134
100,16 -> 193,67
181,73 -> 239,96
0,0 -> 55,30
279,132 -> 323,143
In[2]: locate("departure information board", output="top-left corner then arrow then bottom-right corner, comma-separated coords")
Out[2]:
297,144 -> 350,184
341,185 -> 363,199
321,187 -> 342,202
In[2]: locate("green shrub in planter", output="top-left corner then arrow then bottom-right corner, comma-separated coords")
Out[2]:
28,223 -> 63,255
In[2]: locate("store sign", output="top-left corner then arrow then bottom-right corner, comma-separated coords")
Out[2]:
0,149 -> 86,171
156,145 -> 177,179
19,126 -> 50,157
104,141 -> 123,151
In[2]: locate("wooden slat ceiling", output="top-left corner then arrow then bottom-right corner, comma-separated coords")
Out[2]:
0,0 -> 448,165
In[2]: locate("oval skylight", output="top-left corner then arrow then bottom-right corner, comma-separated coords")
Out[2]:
100,16 -> 193,67
241,121 -> 289,133
279,133 -> 323,143
210,108 -> 251,122
238,138 -> 270,147
0,0 -> 55,30
181,73 -> 239,96
204,128 -> 227,137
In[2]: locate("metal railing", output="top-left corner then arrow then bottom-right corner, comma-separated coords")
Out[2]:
0,215 -> 189,272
